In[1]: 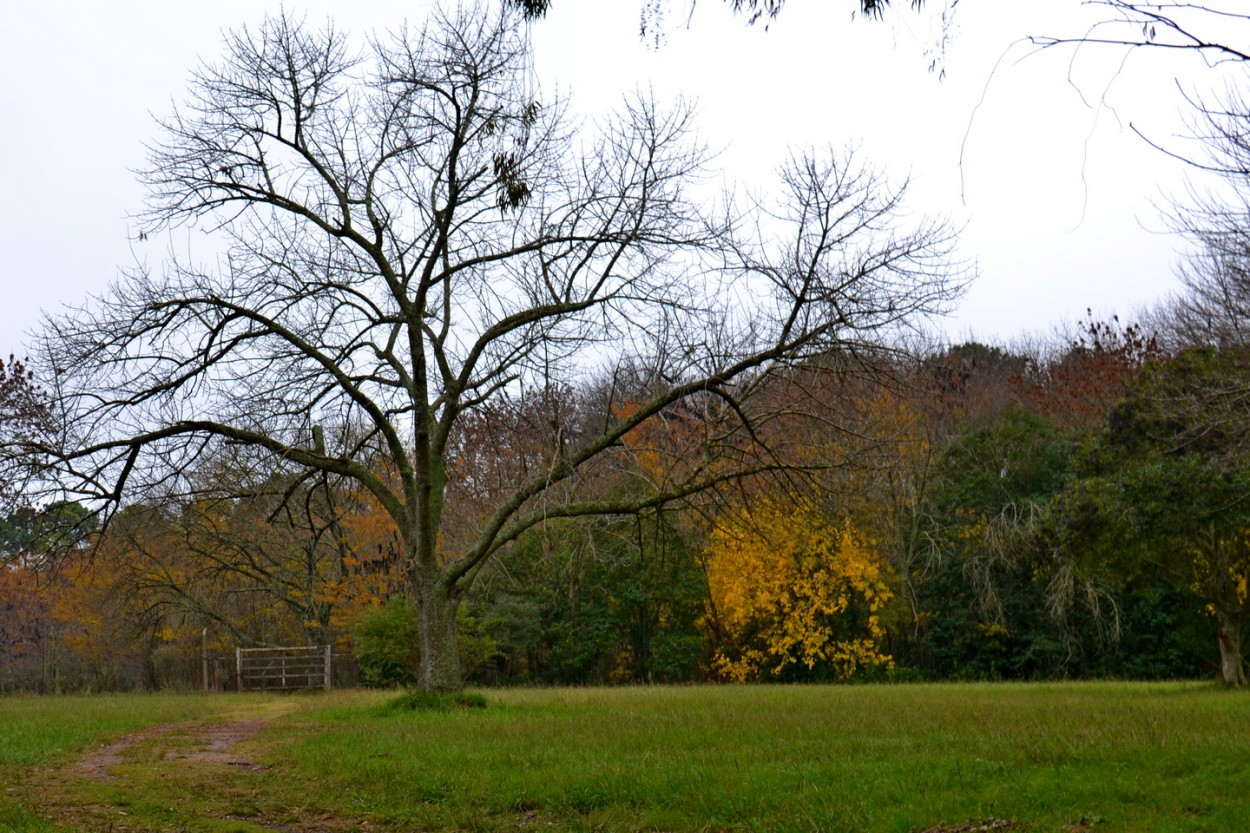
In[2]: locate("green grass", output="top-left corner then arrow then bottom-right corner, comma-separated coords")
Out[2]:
0,692 -> 282,832
4,682 -> 1249,832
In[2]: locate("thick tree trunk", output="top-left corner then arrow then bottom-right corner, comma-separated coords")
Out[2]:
1214,611 -> 1246,687
414,580 -> 462,691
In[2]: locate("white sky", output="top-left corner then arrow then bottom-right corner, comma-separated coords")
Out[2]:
0,0 -> 1232,355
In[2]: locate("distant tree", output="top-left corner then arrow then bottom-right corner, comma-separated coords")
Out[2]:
924,341 -> 1027,441
0,565 -> 51,691
928,407 -> 1074,622
91,482 -> 363,649
0,501 -> 96,568
0,355 -> 50,517
474,505 -> 706,684
1015,314 -> 1162,435
1,5 -> 962,690
1059,346 -> 1250,686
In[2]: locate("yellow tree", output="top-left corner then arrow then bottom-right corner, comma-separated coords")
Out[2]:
704,496 -> 893,681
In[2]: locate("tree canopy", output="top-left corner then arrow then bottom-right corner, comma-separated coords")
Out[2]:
1,2 -> 961,691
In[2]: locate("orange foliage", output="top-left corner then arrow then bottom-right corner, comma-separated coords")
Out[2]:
326,487 -> 405,637
1015,315 -> 1163,434
614,396 -> 718,490
74,474 -> 409,661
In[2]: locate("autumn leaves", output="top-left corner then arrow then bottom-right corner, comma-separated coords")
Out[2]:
706,500 -> 892,681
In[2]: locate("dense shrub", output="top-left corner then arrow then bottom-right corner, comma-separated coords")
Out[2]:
352,597 -> 420,687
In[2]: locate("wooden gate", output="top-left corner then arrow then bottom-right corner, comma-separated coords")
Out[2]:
235,645 -> 332,691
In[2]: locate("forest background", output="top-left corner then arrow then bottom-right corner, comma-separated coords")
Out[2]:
5,310 -> 1247,691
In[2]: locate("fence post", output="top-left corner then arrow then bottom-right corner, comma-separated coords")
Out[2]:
235,647 -> 243,692
323,644 -> 332,691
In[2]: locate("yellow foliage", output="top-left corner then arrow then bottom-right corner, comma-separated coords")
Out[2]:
705,497 -> 893,681
1187,528 -> 1250,619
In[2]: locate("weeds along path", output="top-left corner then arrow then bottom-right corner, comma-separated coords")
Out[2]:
40,698 -> 331,833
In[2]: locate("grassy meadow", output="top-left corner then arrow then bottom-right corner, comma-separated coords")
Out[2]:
1,682 -> 1247,832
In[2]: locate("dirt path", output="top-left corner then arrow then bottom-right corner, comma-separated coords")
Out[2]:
75,718 -> 270,781
34,700 -> 329,833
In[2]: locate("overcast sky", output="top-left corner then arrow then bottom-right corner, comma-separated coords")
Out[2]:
0,0 -> 1232,356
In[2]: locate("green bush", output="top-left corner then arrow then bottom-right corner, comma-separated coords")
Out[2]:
352,597 -> 501,687
457,603 -> 501,680
352,597 -> 420,687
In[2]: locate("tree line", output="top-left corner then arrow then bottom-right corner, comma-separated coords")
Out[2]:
3,308 -> 1249,690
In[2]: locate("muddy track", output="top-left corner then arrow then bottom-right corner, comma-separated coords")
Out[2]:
53,714 -> 361,833
75,719 -> 269,781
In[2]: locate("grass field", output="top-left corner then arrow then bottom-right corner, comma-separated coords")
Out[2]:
1,682 -> 1247,832
0,692 -> 260,832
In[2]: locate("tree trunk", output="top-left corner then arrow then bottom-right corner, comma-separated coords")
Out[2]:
415,580 -> 462,691
1215,611 -> 1246,687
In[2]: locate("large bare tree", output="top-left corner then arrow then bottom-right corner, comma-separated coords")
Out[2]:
5,4 -> 961,690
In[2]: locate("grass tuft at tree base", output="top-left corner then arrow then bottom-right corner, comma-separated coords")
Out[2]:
386,689 -> 488,712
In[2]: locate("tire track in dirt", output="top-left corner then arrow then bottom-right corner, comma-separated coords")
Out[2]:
76,719 -> 269,781
62,709 -> 358,833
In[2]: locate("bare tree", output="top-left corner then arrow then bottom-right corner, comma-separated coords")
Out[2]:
4,4 -> 962,690
1023,3 -> 1250,349
1140,80 -> 1250,348
1030,1 -> 1250,63
1158,246 -> 1250,349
